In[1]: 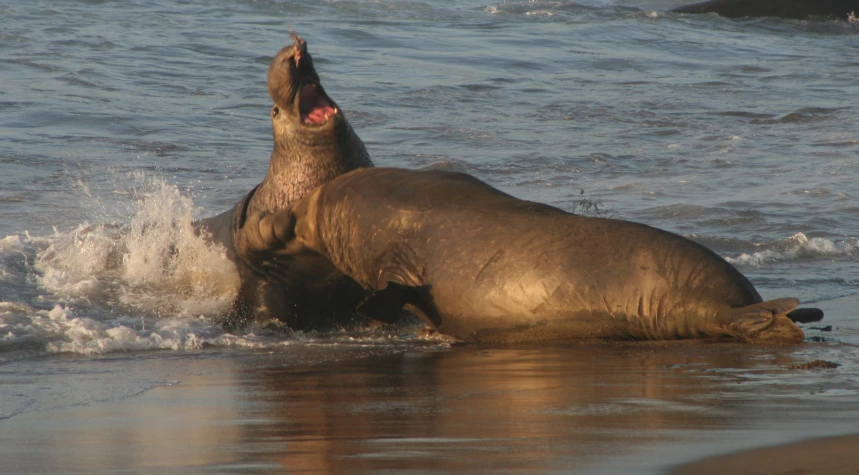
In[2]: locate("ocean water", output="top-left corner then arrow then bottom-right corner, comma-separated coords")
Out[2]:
2,1 -> 859,470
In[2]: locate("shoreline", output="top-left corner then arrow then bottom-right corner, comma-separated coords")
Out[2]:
670,432 -> 859,475
667,291 -> 859,474
0,294 -> 855,474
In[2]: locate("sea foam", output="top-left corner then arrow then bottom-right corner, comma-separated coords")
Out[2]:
726,232 -> 859,267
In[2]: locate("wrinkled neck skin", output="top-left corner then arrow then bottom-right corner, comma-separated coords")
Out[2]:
247,114 -> 371,217
289,184 -> 373,287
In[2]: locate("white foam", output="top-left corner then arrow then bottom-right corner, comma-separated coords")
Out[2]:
35,224 -> 116,299
726,232 -> 859,267
0,300 -> 280,356
34,175 -> 240,318
0,235 -> 24,281
0,235 -> 23,252
0,172 -> 250,356
0,299 -> 444,356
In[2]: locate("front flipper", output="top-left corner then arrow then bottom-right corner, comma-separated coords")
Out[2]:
357,282 -> 409,324
722,297 -> 805,344
234,208 -> 297,258
356,244 -> 427,325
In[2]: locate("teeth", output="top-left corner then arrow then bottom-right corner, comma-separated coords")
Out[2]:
301,106 -> 338,125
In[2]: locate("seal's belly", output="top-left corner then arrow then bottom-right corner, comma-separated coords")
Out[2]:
428,276 -> 722,342
419,229 -> 752,342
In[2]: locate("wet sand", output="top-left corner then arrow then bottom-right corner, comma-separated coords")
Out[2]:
2,294 -> 857,474
671,433 -> 859,475
669,293 -> 859,475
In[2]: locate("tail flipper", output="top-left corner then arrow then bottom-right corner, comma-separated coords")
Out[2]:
725,297 -> 805,344
787,307 -> 824,323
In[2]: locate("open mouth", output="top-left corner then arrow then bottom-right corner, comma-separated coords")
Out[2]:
299,83 -> 338,125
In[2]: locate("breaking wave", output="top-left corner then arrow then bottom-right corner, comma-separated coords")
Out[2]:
726,233 -> 859,267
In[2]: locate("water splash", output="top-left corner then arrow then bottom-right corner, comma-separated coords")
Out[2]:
35,173 -> 240,318
0,172 -> 246,357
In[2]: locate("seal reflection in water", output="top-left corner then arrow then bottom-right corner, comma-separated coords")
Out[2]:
240,168 -> 823,344
196,35 -> 373,330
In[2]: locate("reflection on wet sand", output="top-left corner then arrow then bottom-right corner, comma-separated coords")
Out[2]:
0,355 -> 248,473
3,339 -> 855,474
235,342 -> 824,473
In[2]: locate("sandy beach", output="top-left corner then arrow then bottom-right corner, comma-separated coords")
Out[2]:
0,294 -> 856,474
672,433 -> 859,475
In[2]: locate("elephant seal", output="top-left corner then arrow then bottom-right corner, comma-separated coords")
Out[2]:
240,167 -> 823,344
197,35 -> 373,330
672,0 -> 859,19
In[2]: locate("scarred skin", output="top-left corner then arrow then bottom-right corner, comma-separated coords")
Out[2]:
242,168 -> 823,344
197,35 -> 372,330
672,0 -> 859,19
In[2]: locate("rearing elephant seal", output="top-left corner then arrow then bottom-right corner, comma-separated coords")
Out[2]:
240,168 -> 823,344
197,35 -> 373,330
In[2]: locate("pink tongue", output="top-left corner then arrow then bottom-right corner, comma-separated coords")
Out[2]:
300,85 -> 336,125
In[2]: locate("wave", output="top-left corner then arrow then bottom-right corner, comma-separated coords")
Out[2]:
726,232 -> 859,267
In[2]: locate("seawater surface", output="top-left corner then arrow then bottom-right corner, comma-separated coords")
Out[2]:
1,1 -> 859,473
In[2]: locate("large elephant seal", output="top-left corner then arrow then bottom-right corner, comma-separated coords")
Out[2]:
197,35 -> 373,330
239,167 -> 823,344
672,0 -> 859,19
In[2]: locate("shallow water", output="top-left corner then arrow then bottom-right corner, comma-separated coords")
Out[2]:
1,0 -> 859,471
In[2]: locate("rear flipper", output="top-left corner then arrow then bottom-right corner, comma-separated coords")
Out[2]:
723,297 -> 806,344
787,307 -> 824,323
